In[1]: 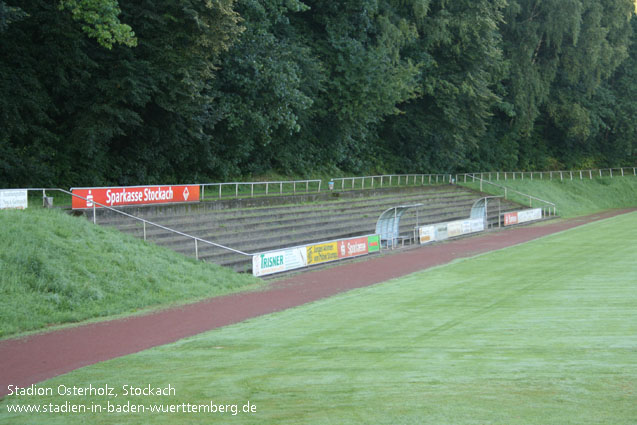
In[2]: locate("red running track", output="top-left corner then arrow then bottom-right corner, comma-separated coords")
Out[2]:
0,209 -> 633,397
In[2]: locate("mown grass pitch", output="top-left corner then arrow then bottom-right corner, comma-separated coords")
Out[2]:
2,212 -> 636,424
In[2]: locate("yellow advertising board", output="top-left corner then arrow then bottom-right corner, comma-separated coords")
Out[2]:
306,242 -> 339,265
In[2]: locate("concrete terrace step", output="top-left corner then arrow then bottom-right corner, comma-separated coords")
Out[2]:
109,195 -> 481,241
121,194 -> 521,247
158,206 -> 516,264
113,195 -> 505,250
95,186 -> 476,229
83,184 -> 529,272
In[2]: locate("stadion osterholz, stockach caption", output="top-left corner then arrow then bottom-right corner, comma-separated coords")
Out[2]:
6,383 -> 175,397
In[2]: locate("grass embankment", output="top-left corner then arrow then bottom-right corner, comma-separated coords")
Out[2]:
0,208 -> 263,338
2,212 -> 636,424
462,175 -> 637,217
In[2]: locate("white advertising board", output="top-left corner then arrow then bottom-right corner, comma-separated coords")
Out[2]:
0,190 -> 28,210
470,218 -> 485,233
252,248 -> 307,277
517,208 -> 542,224
419,226 -> 436,244
447,221 -> 464,238
419,217 -> 485,245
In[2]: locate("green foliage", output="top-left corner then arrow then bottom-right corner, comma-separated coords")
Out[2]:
0,0 -> 243,186
0,1 -> 635,187
206,0 -> 320,177
58,0 -> 136,48
299,0 -> 422,171
487,0 -> 635,171
0,1 -> 27,32
381,0 -> 507,172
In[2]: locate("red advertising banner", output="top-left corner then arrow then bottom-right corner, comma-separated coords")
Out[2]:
71,185 -> 200,209
337,237 -> 369,259
504,211 -> 519,226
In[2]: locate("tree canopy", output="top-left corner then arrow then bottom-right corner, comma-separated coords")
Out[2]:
1,0 -> 635,187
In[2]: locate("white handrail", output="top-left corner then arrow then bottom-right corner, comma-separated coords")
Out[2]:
37,188 -> 252,258
201,179 -> 322,199
330,174 -> 453,190
460,176 -> 557,216
457,167 -> 636,182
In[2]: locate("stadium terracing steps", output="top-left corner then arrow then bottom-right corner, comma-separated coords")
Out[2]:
89,185 -> 532,272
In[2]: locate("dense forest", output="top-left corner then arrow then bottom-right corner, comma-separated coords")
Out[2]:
1,0 -> 636,187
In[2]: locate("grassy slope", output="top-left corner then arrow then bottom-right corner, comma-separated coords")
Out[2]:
462,176 -> 637,217
2,212 -> 636,424
0,208 -> 263,338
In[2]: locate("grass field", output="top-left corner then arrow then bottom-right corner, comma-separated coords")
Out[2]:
2,212 -> 635,424
0,208 -> 263,338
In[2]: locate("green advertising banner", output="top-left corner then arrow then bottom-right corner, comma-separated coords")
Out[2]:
367,235 -> 380,253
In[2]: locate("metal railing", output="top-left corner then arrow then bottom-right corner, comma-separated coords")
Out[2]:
331,174 -> 453,191
458,176 -> 557,217
29,188 -> 252,260
200,179 -> 322,200
457,167 -> 636,183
